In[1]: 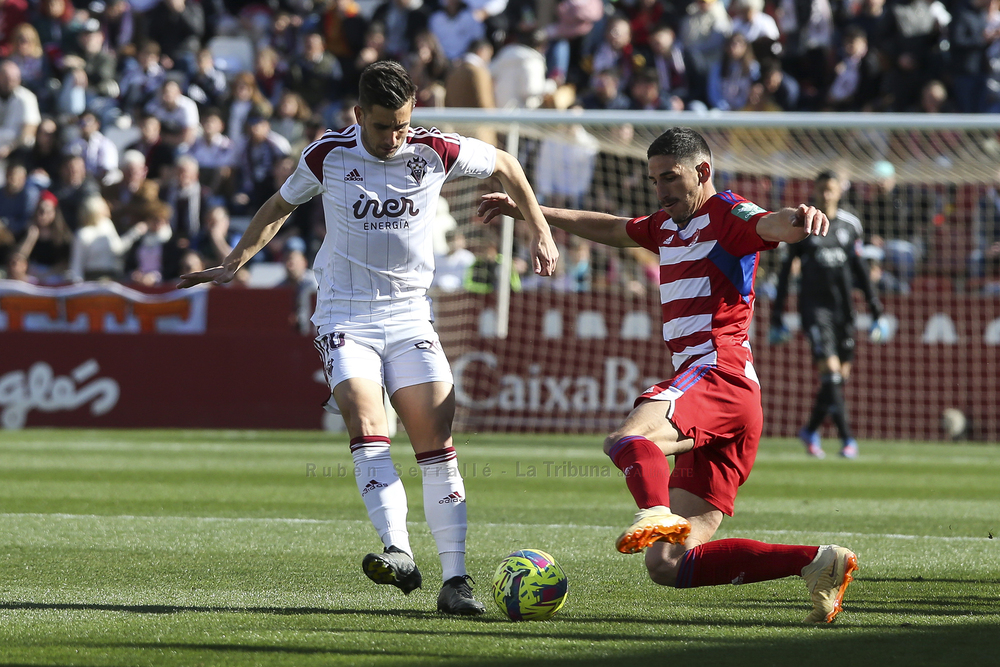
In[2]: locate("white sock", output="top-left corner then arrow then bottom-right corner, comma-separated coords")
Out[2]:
351,437 -> 411,555
417,447 -> 467,581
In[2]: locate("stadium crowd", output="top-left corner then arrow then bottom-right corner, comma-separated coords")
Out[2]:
1,0 -> 999,293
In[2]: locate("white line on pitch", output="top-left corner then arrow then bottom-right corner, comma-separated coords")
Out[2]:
0,513 -> 992,543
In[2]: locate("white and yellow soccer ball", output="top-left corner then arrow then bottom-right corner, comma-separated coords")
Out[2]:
491,549 -> 568,621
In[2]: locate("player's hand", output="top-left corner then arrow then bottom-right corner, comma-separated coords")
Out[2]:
177,265 -> 235,289
768,325 -> 791,346
869,316 -> 890,344
792,204 -> 829,237
478,192 -> 523,225
530,229 -> 559,276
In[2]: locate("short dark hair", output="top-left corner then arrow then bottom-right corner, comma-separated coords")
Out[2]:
358,60 -> 416,111
815,170 -> 837,184
647,127 -> 712,165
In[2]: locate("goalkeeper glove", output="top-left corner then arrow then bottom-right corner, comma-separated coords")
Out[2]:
869,316 -> 890,344
769,325 -> 791,346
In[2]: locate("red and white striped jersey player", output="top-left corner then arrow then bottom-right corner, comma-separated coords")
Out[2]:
180,61 -> 559,616
479,127 -> 859,624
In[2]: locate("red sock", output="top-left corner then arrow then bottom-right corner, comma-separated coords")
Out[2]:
607,436 -> 672,509
675,539 -> 820,588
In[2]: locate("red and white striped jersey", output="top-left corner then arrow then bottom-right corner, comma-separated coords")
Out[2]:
626,191 -> 777,379
279,124 -> 496,329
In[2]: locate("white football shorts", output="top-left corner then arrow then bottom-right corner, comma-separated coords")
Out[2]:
313,319 -> 453,414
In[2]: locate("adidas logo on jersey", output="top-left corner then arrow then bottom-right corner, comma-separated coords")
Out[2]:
438,491 -> 464,505
360,478 -> 388,496
344,169 -> 363,182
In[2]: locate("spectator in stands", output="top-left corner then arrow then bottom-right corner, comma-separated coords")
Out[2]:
708,32 -> 759,111
126,113 -> 174,183
624,0 -> 667,51
590,15 -> 640,96
3,251 -> 35,282
222,72 -> 273,144
351,22 -> 390,93
405,30 -> 449,108
53,153 -> 99,230
103,149 -> 149,233
144,78 -> 201,150
0,159 -> 40,238
16,190 -> 72,281
491,28 -> 553,109
0,210 -> 14,269
118,41 -> 167,116
950,0 -> 992,114
233,114 -> 290,213
464,233 -> 521,293
288,32 -> 345,124
143,0 -> 205,72
433,228 -> 476,292
61,18 -> 118,111
880,0 -> 951,111
825,26 -> 883,112
31,0 -> 74,57
680,0 -> 732,107
850,0 -> 894,48
68,111 -> 119,186
320,0 -> 369,81
194,204 -> 236,267
445,39 -> 497,145
186,48 -> 230,114
0,0 -> 30,58
563,237 -> 592,292
545,0 -> 605,86
643,24 -> 689,108
578,68 -> 631,110
431,0 -> 487,62
850,160 -> 933,287
775,0 -> 835,109
127,199 -> 184,286
373,0 -> 431,61
629,67 -> 677,110
189,108 -> 237,193
971,172 -> 1000,283
731,0 -> 780,45
0,60 -> 41,178
24,116 -> 60,183
5,24 -> 50,103
758,57 -> 801,111
95,0 -> 136,55
69,194 -> 146,281
254,47 -> 285,108
162,154 -> 210,243
271,92 -> 312,154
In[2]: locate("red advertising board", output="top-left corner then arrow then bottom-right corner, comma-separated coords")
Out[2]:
1,282 -> 997,440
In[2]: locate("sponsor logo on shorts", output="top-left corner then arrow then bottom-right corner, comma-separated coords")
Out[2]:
438,491 -> 464,504
414,340 -> 436,350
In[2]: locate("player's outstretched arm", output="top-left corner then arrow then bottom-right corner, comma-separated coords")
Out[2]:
478,193 -> 636,249
757,204 -> 829,243
490,150 -> 559,276
178,192 -> 298,288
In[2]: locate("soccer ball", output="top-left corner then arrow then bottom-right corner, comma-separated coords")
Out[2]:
491,549 -> 568,621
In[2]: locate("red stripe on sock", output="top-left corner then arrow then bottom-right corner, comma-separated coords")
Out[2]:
415,446 -> 456,464
609,436 -> 672,509
680,539 -> 820,587
349,435 -> 391,451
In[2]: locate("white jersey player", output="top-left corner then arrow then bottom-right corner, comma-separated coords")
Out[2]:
180,61 -> 559,615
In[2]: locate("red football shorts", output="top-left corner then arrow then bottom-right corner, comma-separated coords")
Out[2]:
636,366 -> 763,516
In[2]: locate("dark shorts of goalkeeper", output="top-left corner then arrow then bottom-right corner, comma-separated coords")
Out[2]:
803,307 -> 855,363
635,367 -> 762,517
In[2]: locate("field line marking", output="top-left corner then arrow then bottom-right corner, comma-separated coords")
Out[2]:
0,513 -> 992,543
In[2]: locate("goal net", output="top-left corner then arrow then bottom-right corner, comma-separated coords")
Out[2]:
413,109 -> 1000,443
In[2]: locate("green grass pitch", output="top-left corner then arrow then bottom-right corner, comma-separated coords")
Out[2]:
1,430 -> 997,666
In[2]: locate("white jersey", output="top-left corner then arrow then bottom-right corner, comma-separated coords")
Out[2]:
279,124 -> 497,329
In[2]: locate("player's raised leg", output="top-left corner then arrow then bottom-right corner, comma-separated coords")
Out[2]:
392,380 -> 486,616
604,399 -> 694,554
334,377 -> 423,594
645,488 -> 857,623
